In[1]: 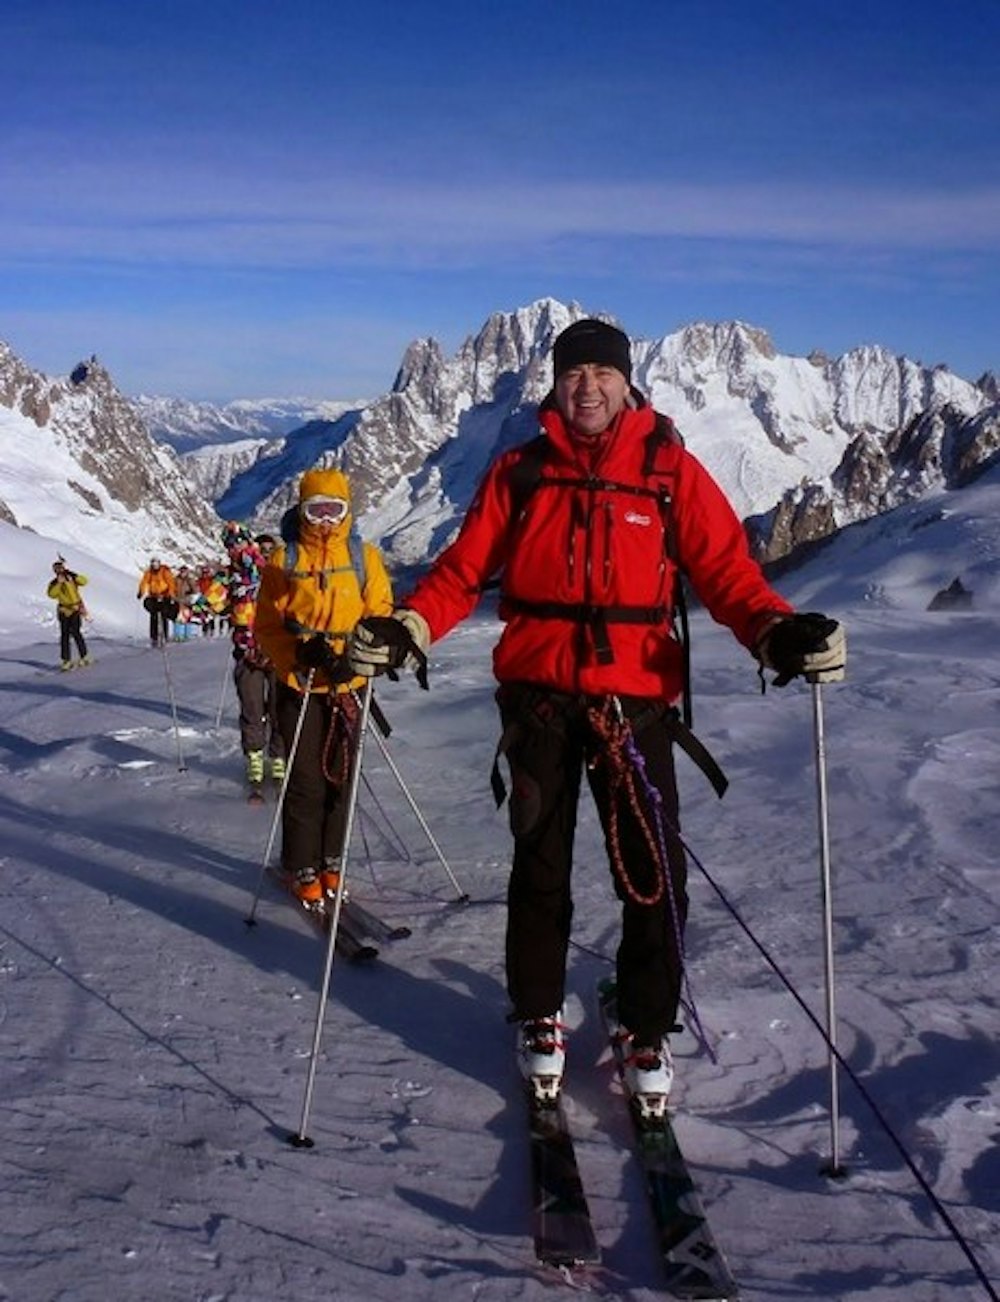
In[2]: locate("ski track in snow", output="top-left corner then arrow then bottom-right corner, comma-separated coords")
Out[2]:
0,601 -> 998,1301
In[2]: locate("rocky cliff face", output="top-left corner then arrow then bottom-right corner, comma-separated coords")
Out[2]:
0,342 -> 220,563
208,299 -> 584,547
349,304 -> 991,567
100,298 -> 1000,570
749,397 -> 1000,564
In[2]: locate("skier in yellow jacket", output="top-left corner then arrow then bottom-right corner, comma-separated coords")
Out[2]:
47,559 -> 92,670
255,467 -> 393,908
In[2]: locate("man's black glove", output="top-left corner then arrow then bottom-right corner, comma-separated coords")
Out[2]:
757,613 -> 846,686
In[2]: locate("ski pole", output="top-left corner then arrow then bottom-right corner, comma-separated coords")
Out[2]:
244,669 -> 315,926
289,681 -> 373,1148
353,690 -> 468,902
811,678 -> 844,1178
159,639 -> 187,773
214,647 -> 232,729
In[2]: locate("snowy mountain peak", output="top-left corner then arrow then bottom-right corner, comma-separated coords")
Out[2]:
0,341 -> 221,591
166,301 -> 995,570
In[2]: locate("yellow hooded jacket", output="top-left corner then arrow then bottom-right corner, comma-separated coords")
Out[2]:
255,468 -> 393,693
47,572 -> 88,616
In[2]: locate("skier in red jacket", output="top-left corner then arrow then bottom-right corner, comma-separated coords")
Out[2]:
350,317 -> 846,1110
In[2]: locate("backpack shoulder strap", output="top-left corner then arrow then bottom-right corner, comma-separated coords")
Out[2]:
642,412 -> 694,725
642,412 -> 685,476
281,516 -> 368,591
348,527 -> 368,591
507,433 -> 550,516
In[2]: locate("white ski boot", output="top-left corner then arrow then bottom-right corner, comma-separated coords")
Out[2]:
623,1034 -> 674,1120
518,1011 -> 567,1104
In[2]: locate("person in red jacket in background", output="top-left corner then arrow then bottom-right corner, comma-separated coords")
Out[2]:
349,318 -> 846,1111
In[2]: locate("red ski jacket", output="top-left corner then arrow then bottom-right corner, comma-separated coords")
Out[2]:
405,401 -> 792,702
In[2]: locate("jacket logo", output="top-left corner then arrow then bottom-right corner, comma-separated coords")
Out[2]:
624,510 -> 652,526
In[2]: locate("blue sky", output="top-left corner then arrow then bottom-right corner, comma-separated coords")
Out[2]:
2,0 -> 999,400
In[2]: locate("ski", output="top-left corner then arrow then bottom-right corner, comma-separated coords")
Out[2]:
247,784 -> 265,806
527,1091 -> 601,1270
332,916 -> 379,964
340,896 -> 411,942
598,979 -> 739,1300
266,869 -> 379,963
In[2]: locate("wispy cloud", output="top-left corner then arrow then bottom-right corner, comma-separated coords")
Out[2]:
4,153 -> 999,275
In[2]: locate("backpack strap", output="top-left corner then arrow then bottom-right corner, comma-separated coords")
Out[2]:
642,414 -> 694,726
348,529 -> 368,592
282,528 -> 369,591
506,433 -> 549,520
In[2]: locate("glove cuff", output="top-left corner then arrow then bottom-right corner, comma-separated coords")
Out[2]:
397,608 -> 431,653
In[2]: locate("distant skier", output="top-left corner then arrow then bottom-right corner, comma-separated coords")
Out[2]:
173,564 -> 200,640
195,564 -> 228,636
255,468 -> 393,909
47,558 -> 92,670
137,558 -> 178,647
222,523 -> 286,797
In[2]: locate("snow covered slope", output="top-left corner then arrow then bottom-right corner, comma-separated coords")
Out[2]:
0,467 -> 997,1300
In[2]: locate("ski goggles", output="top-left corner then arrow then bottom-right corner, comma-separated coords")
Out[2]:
301,496 -> 348,525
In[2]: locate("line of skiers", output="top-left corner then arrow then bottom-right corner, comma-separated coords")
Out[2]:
136,558 -> 235,646
54,317 -> 848,1115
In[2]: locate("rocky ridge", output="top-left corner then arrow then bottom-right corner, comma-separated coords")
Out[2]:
0,342 -> 220,565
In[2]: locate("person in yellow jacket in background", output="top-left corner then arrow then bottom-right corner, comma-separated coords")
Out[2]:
137,558 -> 179,647
47,558 -> 92,670
255,467 -> 393,909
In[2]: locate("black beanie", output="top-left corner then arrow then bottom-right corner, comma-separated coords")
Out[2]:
552,318 -> 632,382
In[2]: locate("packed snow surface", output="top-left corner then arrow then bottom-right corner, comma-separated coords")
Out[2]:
1,476 -> 998,1301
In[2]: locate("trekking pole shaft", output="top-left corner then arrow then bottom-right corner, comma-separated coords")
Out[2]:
214,649 -> 231,729
291,682 -> 373,1146
360,696 -> 468,901
245,669 -> 315,925
811,680 -> 842,1174
160,641 -> 187,772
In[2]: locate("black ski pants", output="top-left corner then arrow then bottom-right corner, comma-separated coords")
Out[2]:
234,659 -> 284,758
143,596 -> 176,645
275,683 -> 358,876
58,610 -> 88,661
497,684 -> 687,1044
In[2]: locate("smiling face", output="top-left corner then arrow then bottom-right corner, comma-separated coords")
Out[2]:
554,363 -> 630,437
